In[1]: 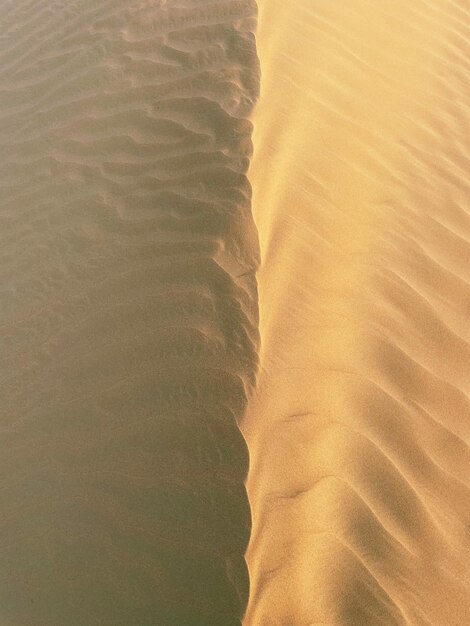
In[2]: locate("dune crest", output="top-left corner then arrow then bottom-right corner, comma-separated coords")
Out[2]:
0,1 -> 259,624
243,0 -> 470,624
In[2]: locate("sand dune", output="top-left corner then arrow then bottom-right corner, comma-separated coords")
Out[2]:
243,0 -> 470,624
2,0 -> 470,623
0,1 -> 259,624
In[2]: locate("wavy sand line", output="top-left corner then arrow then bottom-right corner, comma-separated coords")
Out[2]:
243,0 -> 470,624
0,1 -> 260,624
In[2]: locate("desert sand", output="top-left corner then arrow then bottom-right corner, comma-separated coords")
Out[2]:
1,0 -> 470,624
243,0 -> 470,624
0,1 -> 259,624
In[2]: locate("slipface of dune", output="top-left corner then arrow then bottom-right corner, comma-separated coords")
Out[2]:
243,0 -> 470,624
0,1 -> 259,624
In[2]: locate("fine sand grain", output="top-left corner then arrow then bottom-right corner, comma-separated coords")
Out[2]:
0,2 -> 259,624
2,0 -> 470,624
243,0 -> 470,624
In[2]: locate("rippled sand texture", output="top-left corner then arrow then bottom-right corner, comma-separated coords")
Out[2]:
0,1 -> 259,624
243,0 -> 470,624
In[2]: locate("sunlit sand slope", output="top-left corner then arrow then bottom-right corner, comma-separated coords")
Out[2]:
243,0 -> 470,624
0,1 -> 259,624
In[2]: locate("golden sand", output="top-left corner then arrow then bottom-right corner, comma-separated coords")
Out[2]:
1,0 -> 469,623
243,0 -> 470,623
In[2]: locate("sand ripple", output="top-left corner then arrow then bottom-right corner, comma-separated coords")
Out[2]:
0,1 -> 259,624
244,0 -> 470,624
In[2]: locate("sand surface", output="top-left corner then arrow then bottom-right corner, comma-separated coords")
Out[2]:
0,2 -> 259,624
243,0 -> 470,624
1,0 -> 470,624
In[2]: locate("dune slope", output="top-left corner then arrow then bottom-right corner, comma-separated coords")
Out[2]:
0,1 -> 259,624
243,0 -> 470,624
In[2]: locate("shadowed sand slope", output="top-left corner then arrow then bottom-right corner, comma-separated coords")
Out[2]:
0,1 -> 259,624
243,0 -> 470,624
